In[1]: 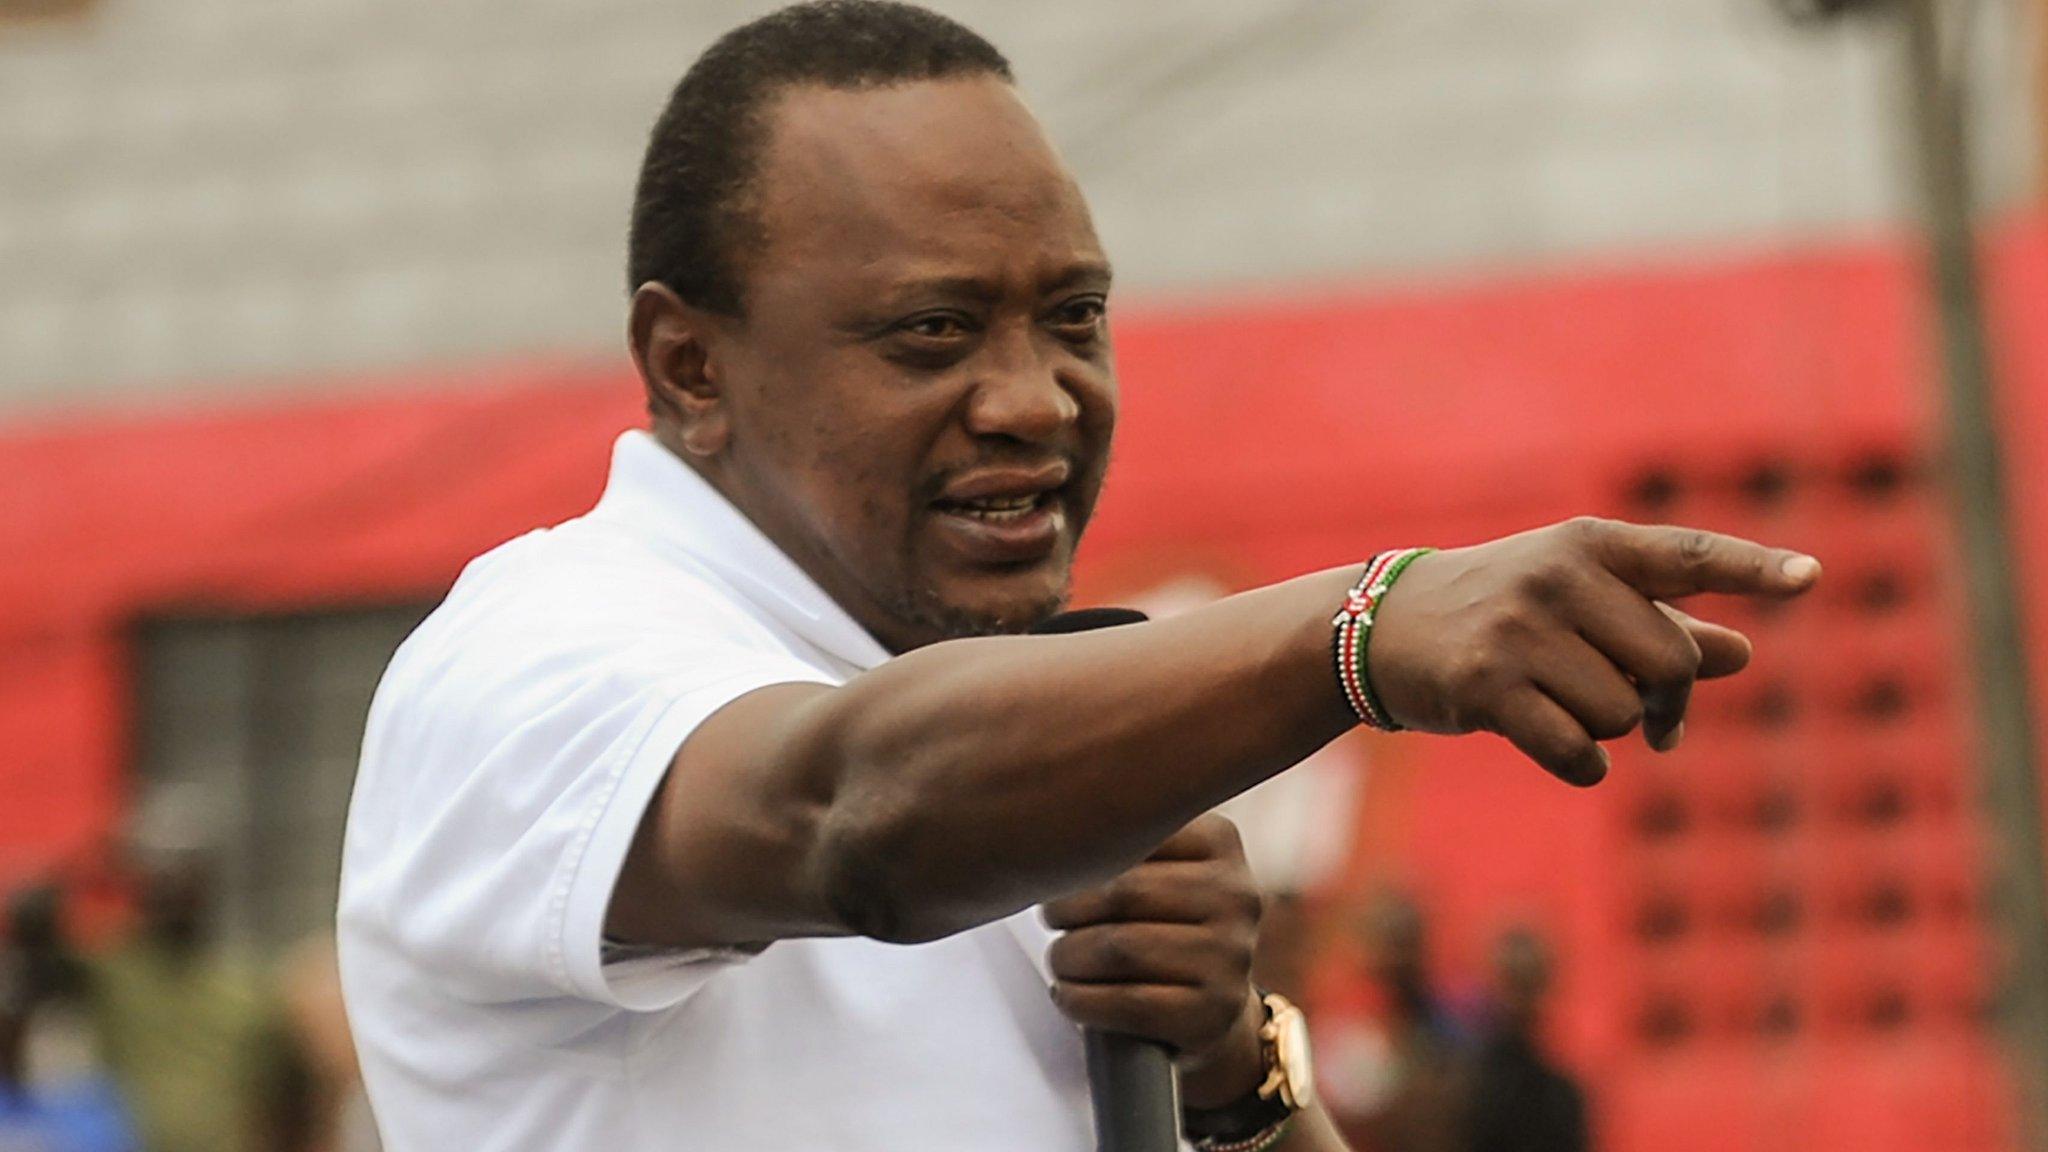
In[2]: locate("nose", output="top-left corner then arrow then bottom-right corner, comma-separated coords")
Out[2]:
962,330 -> 1081,445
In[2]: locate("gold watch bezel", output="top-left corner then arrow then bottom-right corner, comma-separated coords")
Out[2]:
1253,991 -> 1316,1113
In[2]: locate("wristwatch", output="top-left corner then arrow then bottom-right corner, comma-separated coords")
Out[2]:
1182,989 -> 1316,1143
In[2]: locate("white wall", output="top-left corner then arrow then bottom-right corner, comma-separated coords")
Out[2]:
0,0 -> 2036,414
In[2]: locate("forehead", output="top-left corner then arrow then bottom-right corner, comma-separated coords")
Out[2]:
748,77 -> 1103,286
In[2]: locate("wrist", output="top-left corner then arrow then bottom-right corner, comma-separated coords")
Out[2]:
1295,568 -> 1379,732
1177,987 -> 1268,1109
1332,548 -> 1435,732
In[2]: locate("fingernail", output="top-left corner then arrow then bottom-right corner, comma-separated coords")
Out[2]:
1780,554 -> 1821,583
1657,721 -> 1685,753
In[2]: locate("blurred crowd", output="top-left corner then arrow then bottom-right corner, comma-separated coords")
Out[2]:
1286,893 -> 1591,1152
3,831 -> 1583,1152
0,845 -> 376,1152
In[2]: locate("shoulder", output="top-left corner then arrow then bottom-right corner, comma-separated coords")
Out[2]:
389,517 -> 779,691
356,512 -> 823,791
442,516 -> 740,632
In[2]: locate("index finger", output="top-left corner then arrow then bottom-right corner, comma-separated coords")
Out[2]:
1040,861 -> 1235,929
1588,521 -> 1821,601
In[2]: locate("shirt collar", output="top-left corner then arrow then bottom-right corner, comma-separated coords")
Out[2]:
591,430 -> 893,672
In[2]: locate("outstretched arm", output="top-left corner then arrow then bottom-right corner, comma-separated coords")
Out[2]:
608,518 -> 1819,949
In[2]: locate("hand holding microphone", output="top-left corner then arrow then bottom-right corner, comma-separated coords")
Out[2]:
1044,813 -> 1270,1120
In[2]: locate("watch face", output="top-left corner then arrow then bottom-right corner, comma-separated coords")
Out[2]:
1274,1006 -> 1316,1111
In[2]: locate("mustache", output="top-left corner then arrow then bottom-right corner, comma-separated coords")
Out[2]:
918,450 -> 1093,502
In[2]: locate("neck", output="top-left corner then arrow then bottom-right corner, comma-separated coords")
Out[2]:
649,426 -> 935,654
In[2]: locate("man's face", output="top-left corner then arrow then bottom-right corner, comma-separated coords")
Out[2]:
671,76 -> 1116,652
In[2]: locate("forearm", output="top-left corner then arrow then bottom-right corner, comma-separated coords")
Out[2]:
800,566 -> 1358,942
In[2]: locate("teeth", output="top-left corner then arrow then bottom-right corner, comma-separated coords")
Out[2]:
946,494 -> 1044,522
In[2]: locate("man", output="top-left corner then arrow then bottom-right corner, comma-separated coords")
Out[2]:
337,4 -> 1820,1150
86,850 -> 285,1152
1,887 -> 136,1152
1323,893 -> 1474,1152
1465,929 -> 1588,1152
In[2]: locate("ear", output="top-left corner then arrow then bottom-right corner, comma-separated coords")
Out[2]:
628,282 -> 732,458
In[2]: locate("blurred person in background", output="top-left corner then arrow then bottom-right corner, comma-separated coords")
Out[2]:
86,796 -> 291,1152
0,886 -> 137,1152
1464,927 -> 1588,1152
1321,893 -> 1474,1152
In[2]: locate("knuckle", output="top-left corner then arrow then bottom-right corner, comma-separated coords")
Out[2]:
1449,648 -> 1498,697
1521,556 -> 1581,604
1227,936 -> 1256,979
1195,813 -> 1242,856
1678,530 -> 1718,571
1046,935 -> 1081,976
1484,603 -> 1540,647
1099,878 -> 1140,921
1094,927 -> 1135,970
1562,515 -> 1600,537
1040,893 -> 1083,925
1209,880 -> 1264,931
1562,516 -> 1611,547
1588,698 -> 1643,740
1655,634 -> 1703,682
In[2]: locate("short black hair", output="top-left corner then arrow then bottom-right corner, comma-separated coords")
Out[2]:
627,1 -> 1013,315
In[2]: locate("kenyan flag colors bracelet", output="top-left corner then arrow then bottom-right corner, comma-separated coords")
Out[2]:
1330,548 -> 1434,731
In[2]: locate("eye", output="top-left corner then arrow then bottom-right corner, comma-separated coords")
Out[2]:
1048,296 -> 1107,339
898,312 -> 974,341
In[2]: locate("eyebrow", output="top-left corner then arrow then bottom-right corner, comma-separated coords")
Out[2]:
872,260 -> 1116,311
884,275 -> 1007,308
1043,259 -> 1114,294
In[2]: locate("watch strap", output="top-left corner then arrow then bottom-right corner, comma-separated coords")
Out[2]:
1180,990 -> 1300,1143
1182,1088 -> 1292,1143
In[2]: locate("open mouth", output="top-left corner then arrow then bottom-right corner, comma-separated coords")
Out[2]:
925,460 -> 1074,564
930,491 -> 1055,523
927,485 -> 1068,565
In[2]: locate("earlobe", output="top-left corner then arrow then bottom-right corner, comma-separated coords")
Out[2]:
629,282 -> 731,457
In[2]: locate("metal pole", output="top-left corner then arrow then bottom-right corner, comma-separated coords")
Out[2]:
1899,1 -> 2048,1145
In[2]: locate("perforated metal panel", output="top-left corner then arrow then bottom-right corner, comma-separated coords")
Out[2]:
1605,440 -> 2009,1148
132,605 -> 429,949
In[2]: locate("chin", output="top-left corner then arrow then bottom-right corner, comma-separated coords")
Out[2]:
900,564 -> 1072,641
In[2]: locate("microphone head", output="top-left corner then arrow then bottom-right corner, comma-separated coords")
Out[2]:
1029,607 -> 1149,634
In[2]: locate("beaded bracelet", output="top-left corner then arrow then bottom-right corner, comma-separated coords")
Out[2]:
1193,1118 -> 1291,1152
1331,547 -> 1434,731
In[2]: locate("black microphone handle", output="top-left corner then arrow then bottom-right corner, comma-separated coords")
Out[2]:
1085,1029 -> 1182,1152
1028,608 -> 1183,1152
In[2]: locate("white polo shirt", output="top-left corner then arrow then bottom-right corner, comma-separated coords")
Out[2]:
338,430 -> 1093,1151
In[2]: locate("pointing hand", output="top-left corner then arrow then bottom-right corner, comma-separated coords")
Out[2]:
1365,517 -> 1821,785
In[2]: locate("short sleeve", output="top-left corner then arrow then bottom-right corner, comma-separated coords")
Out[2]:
341,533 -> 835,1016
553,665 -> 811,1010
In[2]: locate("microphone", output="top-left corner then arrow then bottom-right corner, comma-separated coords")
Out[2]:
1029,607 -> 1182,1152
